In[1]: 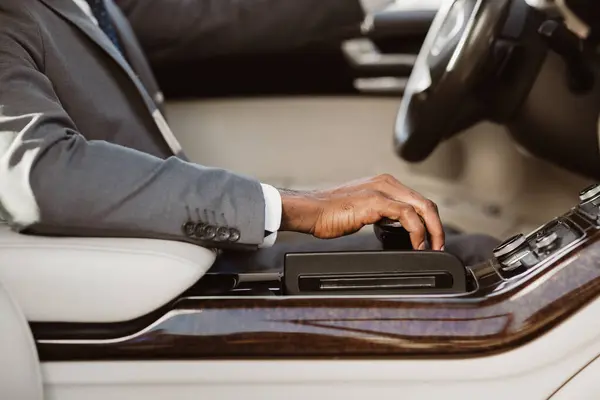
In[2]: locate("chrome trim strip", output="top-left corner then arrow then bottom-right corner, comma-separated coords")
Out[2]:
446,0 -> 483,71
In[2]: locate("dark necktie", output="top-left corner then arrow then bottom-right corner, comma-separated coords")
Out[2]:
85,0 -> 124,54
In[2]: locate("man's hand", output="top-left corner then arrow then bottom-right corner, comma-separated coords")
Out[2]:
278,174 -> 445,250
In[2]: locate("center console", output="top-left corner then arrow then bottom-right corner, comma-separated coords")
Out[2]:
32,184 -> 600,362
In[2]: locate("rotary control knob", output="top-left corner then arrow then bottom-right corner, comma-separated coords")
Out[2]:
579,183 -> 600,203
492,234 -> 537,276
578,183 -> 600,224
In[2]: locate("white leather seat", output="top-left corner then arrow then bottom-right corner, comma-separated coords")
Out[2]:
0,225 -> 216,323
0,279 -> 43,400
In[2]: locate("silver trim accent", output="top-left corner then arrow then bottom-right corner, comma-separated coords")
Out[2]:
431,0 -> 467,57
354,77 -> 408,94
37,309 -> 200,345
580,185 -> 600,202
446,0 -> 483,71
342,39 -> 417,69
319,275 -> 436,290
360,14 -> 376,35
501,249 -> 532,272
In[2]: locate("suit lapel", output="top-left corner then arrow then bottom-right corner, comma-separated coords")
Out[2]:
105,0 -> 166,113
37,0 -> 185,158
39,0 -> 156,111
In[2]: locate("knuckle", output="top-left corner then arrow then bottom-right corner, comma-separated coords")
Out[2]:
379,173 -> 394,183
424,199 -> 438,212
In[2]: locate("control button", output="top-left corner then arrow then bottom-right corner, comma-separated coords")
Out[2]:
229,228 -> 241,242
215,227 -> 231,241
493,233 -> 539,278
182,222 -> 197,237
579,183 -> 600,203
493,234 -> 526,259
535,232 -> 559,252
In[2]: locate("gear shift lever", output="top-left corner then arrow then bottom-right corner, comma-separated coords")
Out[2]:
374,218 -> 414,250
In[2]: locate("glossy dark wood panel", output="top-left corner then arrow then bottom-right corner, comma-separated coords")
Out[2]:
37,229 -> 600,361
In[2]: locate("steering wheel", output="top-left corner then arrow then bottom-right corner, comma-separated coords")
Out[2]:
395,0 -> 513,162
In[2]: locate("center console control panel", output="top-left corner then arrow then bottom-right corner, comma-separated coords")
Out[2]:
492,183 -> 600,280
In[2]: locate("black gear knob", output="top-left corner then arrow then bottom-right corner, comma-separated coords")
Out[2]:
374,218 -> 413,250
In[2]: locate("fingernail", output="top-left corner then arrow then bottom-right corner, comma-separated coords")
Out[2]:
441,246 -> 445,251
418,242 -> 426,250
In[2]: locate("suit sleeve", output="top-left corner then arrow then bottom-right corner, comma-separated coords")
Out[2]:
114,0 -> 366,64
0,22 -> 266,249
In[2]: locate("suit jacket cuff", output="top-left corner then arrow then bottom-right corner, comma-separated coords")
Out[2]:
259,183 -> 282,248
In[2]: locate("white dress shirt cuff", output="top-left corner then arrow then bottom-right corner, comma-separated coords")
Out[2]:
359,0 -> 395,14
260,183 -> 282,248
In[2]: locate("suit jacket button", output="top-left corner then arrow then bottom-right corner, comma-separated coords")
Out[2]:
194,223 -> 206,237
201,225 -> 217,240
216,227 -> 231,241
229,228 -> 241,242
182,222 -> 197,237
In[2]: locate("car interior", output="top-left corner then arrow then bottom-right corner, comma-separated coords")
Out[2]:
3,0 -> 600,399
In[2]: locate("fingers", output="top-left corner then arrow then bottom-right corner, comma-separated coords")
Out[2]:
318,174 -> 445,247
418,199 -> 445,251
369,193 -> 427,250
374,175 -> 445,250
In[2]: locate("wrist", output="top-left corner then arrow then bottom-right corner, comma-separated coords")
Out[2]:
278,189 -> 322,234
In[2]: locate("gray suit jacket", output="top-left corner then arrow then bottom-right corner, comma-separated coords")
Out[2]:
0,0 -> 364,249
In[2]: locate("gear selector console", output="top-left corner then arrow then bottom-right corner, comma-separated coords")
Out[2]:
284,218 -> 467,296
